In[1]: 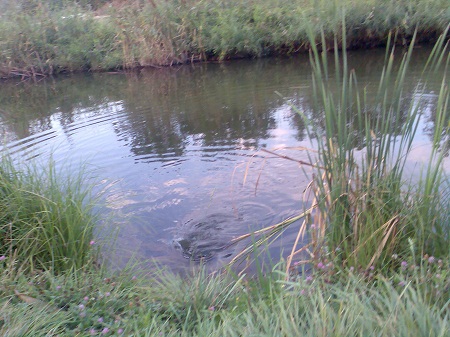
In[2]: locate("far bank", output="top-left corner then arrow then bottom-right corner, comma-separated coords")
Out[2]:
1,0 -> 449,79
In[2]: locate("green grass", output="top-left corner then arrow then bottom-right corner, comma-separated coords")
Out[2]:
1,0 -> 449,78
0,155 -> 98,272
0,259 -> 448,336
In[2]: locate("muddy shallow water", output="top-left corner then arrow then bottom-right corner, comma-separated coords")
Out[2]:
1,48 -> 448,272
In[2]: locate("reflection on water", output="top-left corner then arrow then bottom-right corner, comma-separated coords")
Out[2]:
0,49 -> 448,272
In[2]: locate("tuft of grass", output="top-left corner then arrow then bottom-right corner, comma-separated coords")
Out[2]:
0,155 -> 98,272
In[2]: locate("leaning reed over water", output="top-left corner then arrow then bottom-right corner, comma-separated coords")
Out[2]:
1,0 -> 449,78
0,155 -> 97,272
298,26 -> 450,270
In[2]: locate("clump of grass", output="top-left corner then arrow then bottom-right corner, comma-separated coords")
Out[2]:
295,25 -> 450,270
0,155 -> 97,272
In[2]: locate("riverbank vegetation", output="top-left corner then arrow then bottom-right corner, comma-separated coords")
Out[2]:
1,257 -> 448,336
0,156 -> 97,272
228,27 -> 449,276
0,150 -> 448,335
1,0 -> 449,78
0,5 -> 449,336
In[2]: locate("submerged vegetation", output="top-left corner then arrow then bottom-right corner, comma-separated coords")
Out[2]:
0,2 -> 449,335
0,0 -> 449,78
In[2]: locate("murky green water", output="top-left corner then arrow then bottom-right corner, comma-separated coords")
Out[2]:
0,48 -> 448,272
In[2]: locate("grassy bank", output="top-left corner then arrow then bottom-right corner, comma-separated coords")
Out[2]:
1,0 -> 449,78
1,142 -> 446,335
1,258 -> 448,336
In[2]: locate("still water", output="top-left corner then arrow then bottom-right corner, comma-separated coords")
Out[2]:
0,48 -> 448,272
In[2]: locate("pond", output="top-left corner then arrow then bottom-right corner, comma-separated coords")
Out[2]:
0,48 -> 448,272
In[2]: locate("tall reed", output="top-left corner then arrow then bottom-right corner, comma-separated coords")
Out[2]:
294,24 -> 450,269
230,25 -> 449,272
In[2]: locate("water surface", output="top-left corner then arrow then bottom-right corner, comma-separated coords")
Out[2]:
0,48 -> 448,272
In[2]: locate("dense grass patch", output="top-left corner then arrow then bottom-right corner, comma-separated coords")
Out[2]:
0,260 -> 448,336
0,155 -> 97,272
1,0 -> 449,78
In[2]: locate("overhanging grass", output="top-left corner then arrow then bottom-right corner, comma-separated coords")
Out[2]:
1,0 -> 449,78
0,155 -> 98,272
